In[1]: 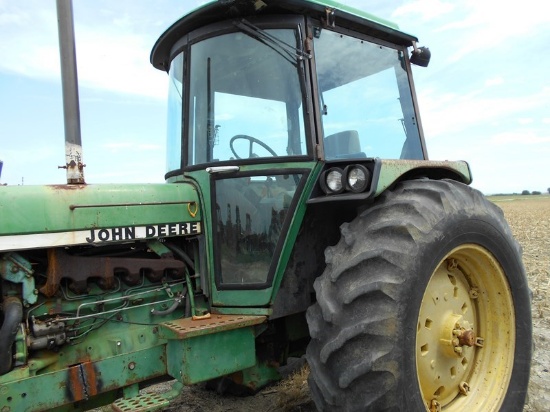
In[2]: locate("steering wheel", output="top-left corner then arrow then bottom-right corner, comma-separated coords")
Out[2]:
230,135 -> 277,159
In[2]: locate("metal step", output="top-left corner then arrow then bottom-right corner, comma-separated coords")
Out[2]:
111,392 -> 170,412
159,314 -> 266,340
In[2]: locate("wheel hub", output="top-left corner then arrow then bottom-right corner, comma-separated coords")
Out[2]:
417,265 -> 478,406
416,246 -> 515,411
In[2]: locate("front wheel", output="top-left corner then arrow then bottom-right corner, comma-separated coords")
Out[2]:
306,179 -> 531,411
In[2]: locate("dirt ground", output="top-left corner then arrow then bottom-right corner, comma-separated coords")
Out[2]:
496,196 -> 550,411
144,195 -> 550,412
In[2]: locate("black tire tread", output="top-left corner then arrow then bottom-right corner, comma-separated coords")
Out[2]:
306,179 -> 524,411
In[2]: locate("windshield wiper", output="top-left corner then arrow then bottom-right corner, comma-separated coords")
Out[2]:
234,19 -> 311,65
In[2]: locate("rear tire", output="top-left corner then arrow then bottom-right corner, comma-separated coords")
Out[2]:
306,179 -> 531,411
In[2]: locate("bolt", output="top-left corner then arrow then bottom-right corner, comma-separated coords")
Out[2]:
10,265 -> 19,273
128,362 -> 136,370
447,259 -> 458,271
469,288 -> 479,299
430,399 -> 441,412
2,406 -> 11,412
458,330 -> 476,347
454,346 -> 463,355
459,381 -> 470,396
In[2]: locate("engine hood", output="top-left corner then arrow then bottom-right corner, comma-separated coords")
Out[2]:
0,183 -> 201,252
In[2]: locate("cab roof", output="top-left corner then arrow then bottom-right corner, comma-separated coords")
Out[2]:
150,0 -> 418,71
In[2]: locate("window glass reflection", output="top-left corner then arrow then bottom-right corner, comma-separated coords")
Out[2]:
215,174 -> 301,284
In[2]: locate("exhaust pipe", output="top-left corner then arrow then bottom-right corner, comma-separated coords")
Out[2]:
56,0 -> 85,184
0,297 -> 23,375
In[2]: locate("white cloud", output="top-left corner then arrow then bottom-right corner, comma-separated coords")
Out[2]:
74,25 -> 168,99
393,0 -> 455,21
434,0 -> 550,60
419,87 -> 550,138
0,2 -> 187,99
484,77 -> 504,87
490,130 -> 550,145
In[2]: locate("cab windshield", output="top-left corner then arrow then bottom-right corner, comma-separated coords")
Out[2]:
167,25 -> 308,169
314,28 -> 424,160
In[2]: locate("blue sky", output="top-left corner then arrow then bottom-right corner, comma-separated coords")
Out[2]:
0,0 -> 548,194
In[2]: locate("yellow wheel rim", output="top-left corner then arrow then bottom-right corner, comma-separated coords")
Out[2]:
416,244 -> 515,411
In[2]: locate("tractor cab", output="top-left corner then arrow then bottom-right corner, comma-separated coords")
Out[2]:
151,0 -> 434,308
154,1 -> 427,172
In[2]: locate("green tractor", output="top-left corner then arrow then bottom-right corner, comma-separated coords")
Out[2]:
0,0 -> 531,411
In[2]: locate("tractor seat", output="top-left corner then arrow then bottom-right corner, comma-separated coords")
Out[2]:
324,130 -> 366,159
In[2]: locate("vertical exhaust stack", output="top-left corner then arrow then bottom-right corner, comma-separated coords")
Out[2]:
56,0 -> 85,184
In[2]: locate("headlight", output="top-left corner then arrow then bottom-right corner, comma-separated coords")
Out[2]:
345,165 -> 370,193
320,167 -> 344,194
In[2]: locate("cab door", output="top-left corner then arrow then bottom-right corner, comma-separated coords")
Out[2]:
178,16 -> 317,309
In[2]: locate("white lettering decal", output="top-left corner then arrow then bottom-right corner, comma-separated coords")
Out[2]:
0,222 -> 201,252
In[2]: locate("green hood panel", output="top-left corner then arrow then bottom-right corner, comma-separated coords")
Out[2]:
0,183 -> 201,251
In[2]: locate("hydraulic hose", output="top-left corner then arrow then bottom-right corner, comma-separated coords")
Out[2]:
0,296 -> 23,375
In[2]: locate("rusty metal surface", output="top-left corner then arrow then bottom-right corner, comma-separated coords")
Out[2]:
41,248 -> 185,296
67,362 -> 98,402
457,329 -> 476,347
160,314 -> 266,340
48,184 -> 87,190
68,200 -> 196,211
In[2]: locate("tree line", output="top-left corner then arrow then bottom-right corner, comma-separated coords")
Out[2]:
520,189 -> 550,195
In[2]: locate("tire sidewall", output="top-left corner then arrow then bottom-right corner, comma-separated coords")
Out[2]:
400,211 -> 531,410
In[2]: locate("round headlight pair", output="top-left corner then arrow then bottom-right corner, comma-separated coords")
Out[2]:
320,165 -> 371,195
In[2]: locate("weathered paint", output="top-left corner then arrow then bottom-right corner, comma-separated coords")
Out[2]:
167,327 -> 257,384
0,346 -> 166,412
159,314 -> 266,340
0,183 -> 201,252
374,159 -> 472,196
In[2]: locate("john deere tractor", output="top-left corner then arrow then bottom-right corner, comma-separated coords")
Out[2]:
0,0 -> 531,411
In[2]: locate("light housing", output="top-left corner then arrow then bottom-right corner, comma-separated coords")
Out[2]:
320,167 -> 344,194
344,164 -> 371,193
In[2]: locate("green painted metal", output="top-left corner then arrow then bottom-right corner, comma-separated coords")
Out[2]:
269,161 -> 324,304
50,391 -> 119,412
232,360 -> 281,392
112,392 -> 169,412
374,159 -> 472,196
167,327 -> 257,384
212,306 -> 272,316
0,279 -> 185,386
0,346 -> 167,412
0,252 -> 37,305
160,315 -> 265,384
0,183 -> 200,236
181,161 -> 319,309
